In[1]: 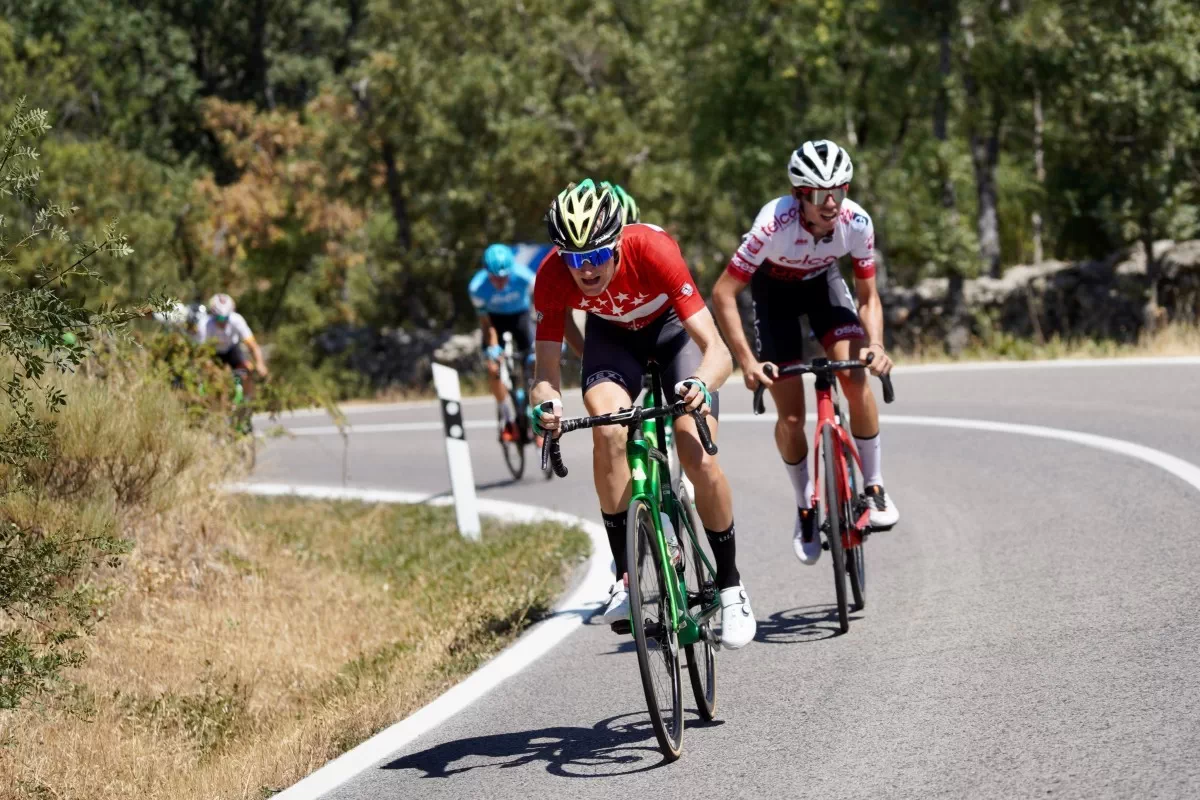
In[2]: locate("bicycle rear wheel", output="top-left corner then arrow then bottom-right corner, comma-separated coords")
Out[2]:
677,478 -> 716,721
626,498 -> 684,760
820,425 -> 849,634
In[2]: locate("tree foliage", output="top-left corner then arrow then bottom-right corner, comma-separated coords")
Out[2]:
0,0 -> 1197,383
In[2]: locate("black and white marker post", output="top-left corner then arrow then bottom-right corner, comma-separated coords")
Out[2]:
432,363 -> 481,541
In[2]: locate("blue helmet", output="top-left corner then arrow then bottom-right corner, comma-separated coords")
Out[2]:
483,243 -> 514,276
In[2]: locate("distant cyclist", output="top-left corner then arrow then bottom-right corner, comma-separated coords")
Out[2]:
152,300 -> 208,344
469,244 -> 536,442
202,294 -> 269,379
711,140 -> 899,566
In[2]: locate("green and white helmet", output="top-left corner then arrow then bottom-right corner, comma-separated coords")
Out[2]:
546,179 -> 624,251
600,181 -> 640,225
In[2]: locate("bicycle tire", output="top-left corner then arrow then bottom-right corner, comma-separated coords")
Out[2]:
677,479 -> 717,721
821,424 -> 850,634
626,498 -> 684,760
843,440 -> 866,611
498,400 -> 525,480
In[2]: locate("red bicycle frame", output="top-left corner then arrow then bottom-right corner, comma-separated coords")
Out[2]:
810,376 -> 871,549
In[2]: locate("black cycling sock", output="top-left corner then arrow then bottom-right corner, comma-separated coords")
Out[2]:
705,522 -> 740,590
602,510 -> 629,580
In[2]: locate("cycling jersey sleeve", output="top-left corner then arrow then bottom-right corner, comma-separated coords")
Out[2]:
232,313 -> 254,341
533,253 -> 569,342
637,229 -> 706,323
847,209 -> 877,280
725,200 -> 782,283
467,271 -> 489,316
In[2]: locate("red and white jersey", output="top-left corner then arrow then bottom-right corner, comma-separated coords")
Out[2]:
534,223 -> 706,341
726,195 -> 876,283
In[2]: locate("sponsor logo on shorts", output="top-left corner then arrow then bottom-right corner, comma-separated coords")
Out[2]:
586,369 -> 627,389
831,324 -> 865,339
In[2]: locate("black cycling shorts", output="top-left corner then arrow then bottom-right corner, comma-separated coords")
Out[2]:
218,346 -> 249,370
489,310 -> 534,354
581,308 -> 720,417
751,267 -> 865,368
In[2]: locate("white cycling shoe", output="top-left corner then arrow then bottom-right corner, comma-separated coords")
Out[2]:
600,580 -> 630,625
865,485 -> 900,529
792,507 -> 822,565
718,583 -> 756,650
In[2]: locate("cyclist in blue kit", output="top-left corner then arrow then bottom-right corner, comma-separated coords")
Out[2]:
469,244 -> 537,441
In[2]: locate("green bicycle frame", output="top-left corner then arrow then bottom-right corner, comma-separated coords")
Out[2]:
627,374 -> 720,648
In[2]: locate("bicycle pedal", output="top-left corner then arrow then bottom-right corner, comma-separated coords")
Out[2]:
609,619 -> 632,636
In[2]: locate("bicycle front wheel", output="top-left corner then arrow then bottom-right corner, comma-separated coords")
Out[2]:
626,498 -> 684,760
820,425 -> 849,634
678,478 -> 717,721
843,441 -> 866,611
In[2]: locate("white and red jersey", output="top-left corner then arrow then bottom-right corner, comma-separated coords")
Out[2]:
726,195 -> 876,284
534,223 -> 706,341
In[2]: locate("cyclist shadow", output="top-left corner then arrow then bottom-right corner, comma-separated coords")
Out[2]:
423,477 -> 520,500
754,605 -> 859,644
383,711 -> 719,779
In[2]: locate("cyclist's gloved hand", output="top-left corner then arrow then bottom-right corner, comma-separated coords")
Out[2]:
533,398 -> 563,436
674,377 -> 712,416
484,344 -> 503,361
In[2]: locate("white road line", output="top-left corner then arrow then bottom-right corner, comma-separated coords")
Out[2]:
237,406 -> 1200,798
224,482 -> 612,800
893,355 -> 1200,374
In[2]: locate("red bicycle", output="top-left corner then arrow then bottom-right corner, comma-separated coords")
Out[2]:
753,357 -> 895,633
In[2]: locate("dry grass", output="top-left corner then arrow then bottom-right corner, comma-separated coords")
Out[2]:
0,367 -> 588,800
896,321 -> 1200,364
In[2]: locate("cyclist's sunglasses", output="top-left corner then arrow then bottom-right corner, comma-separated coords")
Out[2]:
798,184 -> 849,205
560,246 -> 615,270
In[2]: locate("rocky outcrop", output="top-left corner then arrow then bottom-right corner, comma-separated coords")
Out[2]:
881,239 -> 1200,352
314,326 -> 479,387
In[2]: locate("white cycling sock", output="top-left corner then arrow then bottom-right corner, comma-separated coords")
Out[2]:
855,433 -> 883,486
784,458 -> 814,509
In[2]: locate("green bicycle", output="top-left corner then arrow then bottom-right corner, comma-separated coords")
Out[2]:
540,365 -> 721,761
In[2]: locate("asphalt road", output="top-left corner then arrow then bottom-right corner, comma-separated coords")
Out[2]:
252,360 -> 1200,799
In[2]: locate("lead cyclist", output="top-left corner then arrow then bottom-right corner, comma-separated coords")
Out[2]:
711,140 -> 899,567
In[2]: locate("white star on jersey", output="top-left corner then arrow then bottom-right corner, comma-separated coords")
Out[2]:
614,292 -> 629,303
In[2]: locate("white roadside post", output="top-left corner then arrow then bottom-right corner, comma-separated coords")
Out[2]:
431,363 -> 481,541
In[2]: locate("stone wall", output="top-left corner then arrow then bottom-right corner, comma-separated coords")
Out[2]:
881,239 -> 1200,352
316,241 -> 1200,388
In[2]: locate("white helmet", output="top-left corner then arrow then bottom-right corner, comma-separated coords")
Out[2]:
209,293 -> 235,317
788,140 -> 854,188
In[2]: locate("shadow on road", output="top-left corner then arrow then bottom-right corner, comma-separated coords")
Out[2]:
754,604 -> 859,644
383,711 -> 720,779
422,477 -> 521,501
